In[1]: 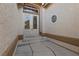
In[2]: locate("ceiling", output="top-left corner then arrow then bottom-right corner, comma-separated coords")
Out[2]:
17,3 -> 51,9
17,3 -> 42,9
17,3 -> 51,14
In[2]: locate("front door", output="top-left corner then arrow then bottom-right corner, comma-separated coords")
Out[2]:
24,14 -> 39,37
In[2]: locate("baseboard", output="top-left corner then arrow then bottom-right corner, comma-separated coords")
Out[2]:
40,32 -> 79,53
17,35 -> 23,40
40,32 -> 79,47
1,35 -> 23,56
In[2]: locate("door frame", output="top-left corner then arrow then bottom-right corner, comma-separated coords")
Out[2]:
24,13 -> 39,35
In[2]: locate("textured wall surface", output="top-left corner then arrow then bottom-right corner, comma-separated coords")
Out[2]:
0,3 -> 23,55
40,3 -> 79,39
39,7 -> 45,33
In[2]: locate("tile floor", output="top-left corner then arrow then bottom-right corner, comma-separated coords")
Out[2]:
14,36 -> 79,56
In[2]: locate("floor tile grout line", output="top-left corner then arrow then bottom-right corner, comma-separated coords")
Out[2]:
45,45 -> 56,56
15,36 -> 78,56
40,39 -> 56,56
46,38 -> 79,55
40,41 -> 56,56
29,42 -> 34,56
41,38 -> 79,56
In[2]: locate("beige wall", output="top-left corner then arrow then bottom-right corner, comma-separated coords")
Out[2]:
18,7 -> 24,34
0,3 -> 23,55
40,3 -> 79,39
40,7 -> 46,33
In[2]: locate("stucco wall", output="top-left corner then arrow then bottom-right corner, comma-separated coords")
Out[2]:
40,3 -> 79,39
0,3 -> 23,55
39,7 -> 46,33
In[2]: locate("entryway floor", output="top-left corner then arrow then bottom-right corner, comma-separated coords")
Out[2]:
14,36 -> 79,56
